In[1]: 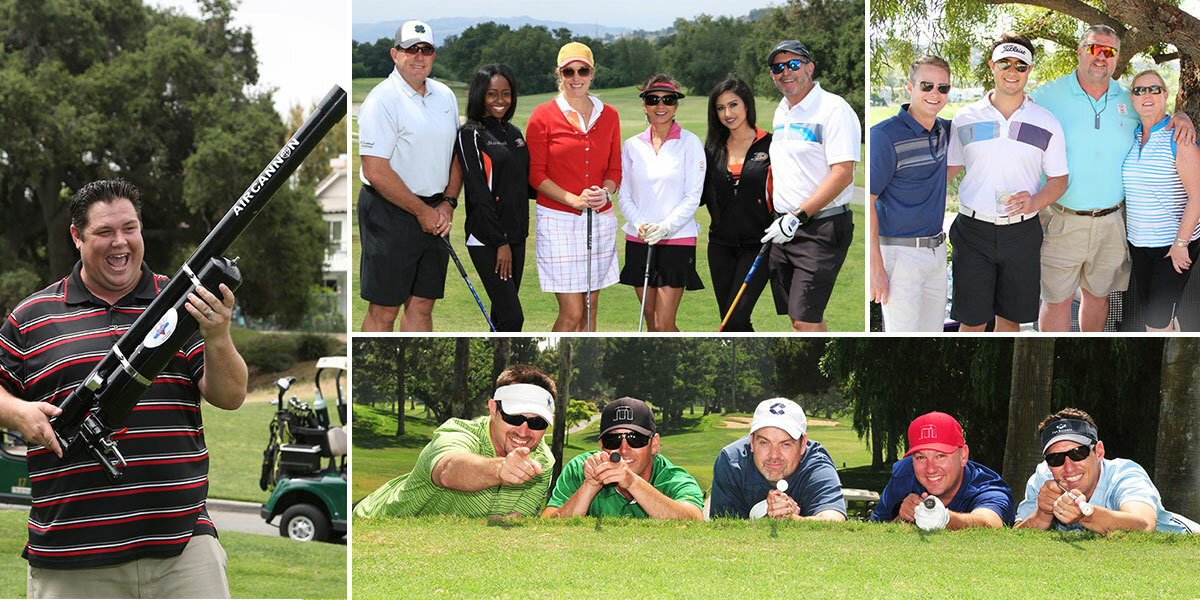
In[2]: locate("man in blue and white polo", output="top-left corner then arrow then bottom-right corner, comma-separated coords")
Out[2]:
947,33 -> 1068,332
869,55 -> 953,332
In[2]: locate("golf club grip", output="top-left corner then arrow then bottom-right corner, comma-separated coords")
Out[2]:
717,242 -> 771,332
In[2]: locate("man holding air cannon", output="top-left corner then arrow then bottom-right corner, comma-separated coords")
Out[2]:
354,365 -> 557,518
872,412 -> 1014,529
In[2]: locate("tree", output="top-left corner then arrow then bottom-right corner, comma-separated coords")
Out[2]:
1156,338 -> 1200,520
661,15 -> 754,96
552,339 -> 572,484
1002,338 -> 1054,493
449,338 -> 471,419
286,101 -> 349,192
395,339 -> 407,437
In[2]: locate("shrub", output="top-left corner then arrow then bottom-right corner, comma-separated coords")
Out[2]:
241,334 -> 298,372
296,333 -> 337,360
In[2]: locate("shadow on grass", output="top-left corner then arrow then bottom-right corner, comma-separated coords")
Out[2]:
352,409 -> 437,450
486,517 -> 527,529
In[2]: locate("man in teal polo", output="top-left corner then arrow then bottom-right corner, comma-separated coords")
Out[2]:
1033,24 -> 1194,331
353,365 -> 557,518
543,397 -> 704,519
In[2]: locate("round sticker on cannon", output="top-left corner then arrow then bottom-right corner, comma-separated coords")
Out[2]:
143,307 -> 178,348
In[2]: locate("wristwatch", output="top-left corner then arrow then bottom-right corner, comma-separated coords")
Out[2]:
1176,238 -> 1189,248
441,196 -> 458,209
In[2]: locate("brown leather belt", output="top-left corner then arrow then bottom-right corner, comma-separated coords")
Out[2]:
1059,203 -> 1122,218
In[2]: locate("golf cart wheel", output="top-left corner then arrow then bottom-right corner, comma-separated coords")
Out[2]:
279,503 -> 329,542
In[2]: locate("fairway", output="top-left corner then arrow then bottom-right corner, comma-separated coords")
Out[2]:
354,516 -> 1200,599
350,79 -> 867,332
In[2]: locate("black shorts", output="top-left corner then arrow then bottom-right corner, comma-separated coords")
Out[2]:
1129,241 -> 1200,328
619,241 -> 704,290
357,186 -> 448,306
949,215 -> 1041,326
769,210 -> 853,323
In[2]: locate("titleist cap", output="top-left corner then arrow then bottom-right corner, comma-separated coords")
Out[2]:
991,42 -> 1033,65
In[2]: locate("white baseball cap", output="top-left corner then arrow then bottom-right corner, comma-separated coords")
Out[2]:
493,383 -> 554,423
991,42 -> 1033,65
394,20 -> 435,49
750,398 -> 807,440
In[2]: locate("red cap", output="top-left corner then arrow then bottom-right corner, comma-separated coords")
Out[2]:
905,412 -> 965,457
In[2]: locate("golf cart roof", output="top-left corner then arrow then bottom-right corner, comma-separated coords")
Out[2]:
315,356 -> 347,371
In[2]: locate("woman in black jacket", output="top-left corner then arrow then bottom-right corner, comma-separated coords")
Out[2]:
701,77 -> 775,331
454,63 -> 533,331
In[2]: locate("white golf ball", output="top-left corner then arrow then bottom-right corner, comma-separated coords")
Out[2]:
776,479 -> 788,493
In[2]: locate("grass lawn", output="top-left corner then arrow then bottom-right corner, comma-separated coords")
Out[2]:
0,510 -> 346,600
350,79 -> 867,332
354,516 -> 1200,599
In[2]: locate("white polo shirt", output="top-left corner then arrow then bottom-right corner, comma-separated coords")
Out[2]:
948,92 -> 1068,217
617,122 -> 706,243
770,82 -> 861,214
357,69 -> 459,196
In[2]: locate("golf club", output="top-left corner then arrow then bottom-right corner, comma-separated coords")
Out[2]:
586,207 -> 593,332
1055,480 -> 1094,517
638,245 -> 654,332
442,236 -> 496,332
717,241 -> 771,332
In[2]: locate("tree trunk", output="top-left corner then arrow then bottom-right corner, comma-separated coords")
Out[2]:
1179,53 -> 1200,119
731,339 -> 738,413
491,338 -> 512,399
396,340 -> 407,437
552,339 -> 572,486
1156,338 -> 1200,520
1002,338 -> 1055,493
450,338 -> 470,419
871,407 -> 884,471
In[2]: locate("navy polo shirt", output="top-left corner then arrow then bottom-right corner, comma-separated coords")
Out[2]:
710,436 -> 846,519
870,456 -> 1015,525
869,105 -> 950,238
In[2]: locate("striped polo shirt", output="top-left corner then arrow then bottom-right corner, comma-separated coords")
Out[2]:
0,262 -> 214,569
1123,116 -> 1200,247
870,105 -> 951,238
352,415 -> 554,518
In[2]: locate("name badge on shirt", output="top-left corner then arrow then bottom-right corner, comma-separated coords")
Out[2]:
1117,103 -> 1128,115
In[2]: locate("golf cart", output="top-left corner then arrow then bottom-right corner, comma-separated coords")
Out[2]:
259,356 -> 348,542
1,428 -> 31,505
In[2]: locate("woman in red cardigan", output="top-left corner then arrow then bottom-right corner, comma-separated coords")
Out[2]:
526,42 -> 622,332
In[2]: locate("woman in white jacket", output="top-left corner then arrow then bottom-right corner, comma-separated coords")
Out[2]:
617,74 -> 707,331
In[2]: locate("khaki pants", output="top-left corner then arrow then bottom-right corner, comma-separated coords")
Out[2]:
28,534 -> 230,599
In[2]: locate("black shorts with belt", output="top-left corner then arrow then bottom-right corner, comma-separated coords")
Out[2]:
357,184 -> 448,306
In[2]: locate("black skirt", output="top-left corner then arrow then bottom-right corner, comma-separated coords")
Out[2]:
619,240 -> 704,290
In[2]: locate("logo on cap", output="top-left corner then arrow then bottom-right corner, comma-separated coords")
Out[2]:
1002,44 -> 1022,53
614,406 -> 633,422
415,25 -> 426,33
769,403 -> 786,415
919,424 -> 936,440
1056,422 -> 1068,430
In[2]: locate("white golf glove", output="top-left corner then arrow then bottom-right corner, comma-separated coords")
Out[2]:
641,223 -> 667,245
914,496 -> 949,531
761,213 -> 801,244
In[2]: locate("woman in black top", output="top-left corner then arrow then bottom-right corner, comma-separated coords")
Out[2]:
454,63 -> 533,331
701,77 -> 774,331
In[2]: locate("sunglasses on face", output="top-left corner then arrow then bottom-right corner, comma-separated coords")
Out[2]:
1132,84 -> 1165,96
769,59 -> 809,75
643,94 -> 679,106
1084,44 -> 1117,59
1045,443 -> 1095,467
497,407 -> 549,431
560,66 -> 592,78
600,431 -> 651,450
995,61 -> 1029,73
917,81 -> 952,95
398,45 -> 435,56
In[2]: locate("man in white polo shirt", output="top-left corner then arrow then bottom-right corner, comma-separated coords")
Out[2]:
760,40 -> 861,332
947,33 -> 1068,332
357,20 -> 462,332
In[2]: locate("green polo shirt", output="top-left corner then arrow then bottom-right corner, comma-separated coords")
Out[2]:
547,451 -> 704,517
353,415 -> 554,518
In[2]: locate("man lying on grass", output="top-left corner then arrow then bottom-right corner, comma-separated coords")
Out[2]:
709,398 -> 846,521
354,365 -> 557,518
871,411 -> 1015,529
543,397 -> 704,520
1014,408 -> 1199,534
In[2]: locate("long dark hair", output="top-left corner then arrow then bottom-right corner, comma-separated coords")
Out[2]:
705,77 -> 757,169
465,63 -> 517,125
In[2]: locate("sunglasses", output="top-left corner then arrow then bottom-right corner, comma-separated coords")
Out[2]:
398,45 -> 435,56
643,94 -> 679,106
1045,443 -> 1095,467
560,66 -> 592,78
600,431 -> 651,450
1132,85 -> 1165,96
497,407 -> 549,431
769,59 -> 809,75
995,61 -> 1029,73
1084,44 -> 1117,59
917,81 -> 952,95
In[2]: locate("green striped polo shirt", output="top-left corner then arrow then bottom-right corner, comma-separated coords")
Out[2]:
353,415 -> 554,518
547,452 -> 704,517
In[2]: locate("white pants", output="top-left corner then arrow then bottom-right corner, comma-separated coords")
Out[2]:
881,243 -> 947,332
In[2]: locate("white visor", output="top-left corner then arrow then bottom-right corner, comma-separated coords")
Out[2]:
991,43 -> 1033,66
494,383 -> 554,423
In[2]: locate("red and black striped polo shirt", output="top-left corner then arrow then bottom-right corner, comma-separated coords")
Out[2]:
0,261 -> 216,569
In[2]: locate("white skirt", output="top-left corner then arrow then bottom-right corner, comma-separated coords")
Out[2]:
535,204 -> 620,293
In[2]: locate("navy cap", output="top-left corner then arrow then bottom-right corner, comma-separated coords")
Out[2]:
768,40 -> 813,65
1040,418 -> 1099,453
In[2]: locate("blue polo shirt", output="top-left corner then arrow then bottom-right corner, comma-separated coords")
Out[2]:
1016,457 -> 1189,533
1030,72 -> 1139,211
710,436 -> 846,519
871,456 -> 1015,525
870,105 -> 950,238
